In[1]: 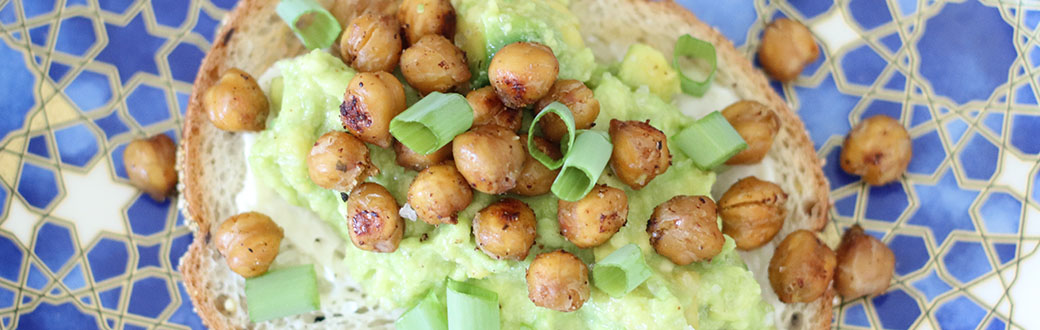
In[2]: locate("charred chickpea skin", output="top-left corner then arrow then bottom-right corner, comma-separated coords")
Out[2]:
340,71 -> 407,148
204,68 -> 269,132
646,195 -> 724,265
758,18 -> 819,82
393,140 -> 452,171
215,212 -> 284,278
123,134 -> 178,201
473,198 -> 537,260
399,34 -> 471,94
768,230 -> 837,303
557,185 -> 629,248
840,115 -> 912,186
718,176 -> 788,250
488,42 -> 560,108
722,100 -> 780,165
397,0 -> 456,45
452,125 -> 526,194
609,119 -> 672,190
407,162 -> 473,225
526,250 -> 590,312
511,135 -> 562,196
307,131 -> 378,193
340,13 -> 402,73
466,86 -> 523,132
834,225 -> 895,299
346,183 -> 405,253
535,79 -> 601,142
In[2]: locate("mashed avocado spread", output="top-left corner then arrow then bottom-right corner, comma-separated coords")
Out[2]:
249,1 -> 772,328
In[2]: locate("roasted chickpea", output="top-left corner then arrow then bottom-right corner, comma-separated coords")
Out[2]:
488,42 -> 559,108
769,230 -> 837,303
526,250 -> 590,312
394,140 -> 452,171
558,185 -> 628,248
609,119 -> 671,190
399,35 -> 471,95
345,183 -> 404,253
341,71 -> 407,148
840,115 -> 912,186
397,0 -> 456,45
407,162 -> 473,225
204,68 -> 269,131
452,125 -> 526,194
646,195 -> 724,265
123,134 -> 178,201
835,225 -> 895,299
722,101 -> 780,165
511,135 -> 561,196
307,131 -> 378,192
719,176 -> 788,250
473,198 -> 537,260
215,212 -> 284,278
467,86 -> 522,131
535,79 -> 600,142
340,13 -> 402,73
758,18 -> 819,82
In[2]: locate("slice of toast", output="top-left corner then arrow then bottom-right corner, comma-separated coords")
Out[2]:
179,0 -> 833,329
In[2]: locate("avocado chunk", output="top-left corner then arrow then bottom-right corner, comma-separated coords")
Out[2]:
617,43 -> 681,101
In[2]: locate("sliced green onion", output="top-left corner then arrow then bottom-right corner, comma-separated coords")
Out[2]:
592,244 -> 652,297
673,34 -> 717,97
396,290 -> 447,330
446,280 -> 500,330
674,111 -> 747,170
390,92 -> 474,155
276,0 -> 342,50
528,102 -> 576,169
245,265 -> 320,323
551,130 -> 612,202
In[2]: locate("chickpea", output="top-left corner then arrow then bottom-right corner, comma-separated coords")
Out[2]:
397,0 -> 456,45
452,125 -> 526,194
840,115 -> 912,186
768,230 -> 837,303
758,18 -> 819,82
646,195 -> 724,265
722,101 -> 780,165
345,183 -> 404,253
609,119 -> 671,190
394,140 -> 452,171
466,86 -> 522,131
123,134 -> 178,201
557,185 -> 628,248
204,68 -> 269,132
472,198 -> 537,260
215,212 -> 284,278
407,162 -> 473,225
307,131 -> 378,192
835,225 -> 895,299
488,42 -> 559,108
526,250 -> 590,312
341,71 -> 407,148
511,135 -> 561,196
399,35 -> 471,95
719,176 -> 787,250
535,79 -> 600,142
340,13 -> 402,73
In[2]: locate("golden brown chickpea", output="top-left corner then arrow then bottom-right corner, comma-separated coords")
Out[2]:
609,119 -> 671,190
452,125 -> 526,194
526,250 -> 590,312
719,176 -> 788,250
341,71 -> 407,148
215,212 -> 284,278
835,225 -> 895,299
123,134 -> 178,201
204,68 -> 269,132
397,0 -> 456,45
407,162 -> 473,225
511,135 -> 561,196
399,35 -> 471,95
769,230 -> 837,303
840,115 -> 912,186
473,198 -> 537,260
558,185 -> 628,248
394,140 -> 452,171
722,101 -> 780,165
466,86 -> 522,131
340,13 -> 402,73
758,18 -> 819,82
646,195 -> 724,265
345,183 -> 404,253
535,79 -> 600,142
307,131 -> 378,192
488,42 -> 559,108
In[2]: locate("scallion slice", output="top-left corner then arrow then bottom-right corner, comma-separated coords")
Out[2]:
673,34 -> 717,97
245,265 -> 320,323
592,244 -> 652,297
528,102 -> 576,169
390,92 -> 474,155
276,0 -> 342,50
396,290 -> 447,330
446,280 -> 500,330
551,130 -> 612,202
674,111 -> 747,170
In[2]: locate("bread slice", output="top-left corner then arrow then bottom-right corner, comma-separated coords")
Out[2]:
179,0 -> 833,329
